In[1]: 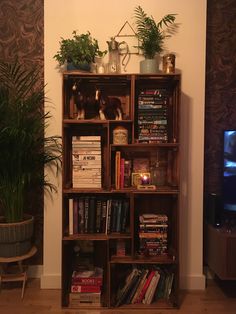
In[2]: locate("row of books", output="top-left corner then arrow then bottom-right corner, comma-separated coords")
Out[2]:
72,135 -> 102,188
68,197 -> 130,235
137,89 -> 169,143
139,214 -> 168,257
69,267 -> 103,307
115,266 -> 174,306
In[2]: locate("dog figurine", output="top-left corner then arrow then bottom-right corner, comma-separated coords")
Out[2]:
73,85 -> 123,120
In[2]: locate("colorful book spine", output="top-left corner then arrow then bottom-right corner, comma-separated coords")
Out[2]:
71,285 -> 101,293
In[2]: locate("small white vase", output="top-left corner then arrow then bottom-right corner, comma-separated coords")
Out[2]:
140,59 -> 158,74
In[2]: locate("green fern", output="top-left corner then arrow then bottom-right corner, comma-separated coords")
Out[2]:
134,6 -> 176,58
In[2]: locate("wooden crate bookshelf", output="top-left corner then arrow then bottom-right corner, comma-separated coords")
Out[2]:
61,73 -> 181,309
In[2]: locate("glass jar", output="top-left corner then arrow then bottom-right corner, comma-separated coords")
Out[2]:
113,126 -> 128,144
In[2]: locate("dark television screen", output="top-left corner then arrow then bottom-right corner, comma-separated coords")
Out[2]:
223,130 -> 236,211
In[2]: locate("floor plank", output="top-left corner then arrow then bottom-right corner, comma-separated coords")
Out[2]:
0,278 -> 236,314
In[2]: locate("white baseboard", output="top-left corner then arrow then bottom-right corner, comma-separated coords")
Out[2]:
40,273 -> 61,289
29,265 -> 205,290
180,273 -> 206,290
28,265 -> 61,289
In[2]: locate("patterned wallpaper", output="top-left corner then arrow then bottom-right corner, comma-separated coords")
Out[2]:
0,0 -> 43,65
0,0 -> 44,264
204,0 -> 236,199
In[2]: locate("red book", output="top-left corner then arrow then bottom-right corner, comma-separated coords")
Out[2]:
71,276 -> 103,286
71,284 -> 101,293
135,270 -> 155,303
120,158 -> 125,189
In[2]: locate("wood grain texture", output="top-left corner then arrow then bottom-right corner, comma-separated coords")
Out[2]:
0,278 -> 236,314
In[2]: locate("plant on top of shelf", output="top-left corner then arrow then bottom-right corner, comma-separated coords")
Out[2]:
54,30 -> 107,71
134,6 -> 177,73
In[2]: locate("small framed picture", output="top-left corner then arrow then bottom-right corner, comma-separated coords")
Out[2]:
131,172 -> 150,186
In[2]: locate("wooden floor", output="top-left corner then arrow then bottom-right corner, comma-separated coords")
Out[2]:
0,278 -> 236,314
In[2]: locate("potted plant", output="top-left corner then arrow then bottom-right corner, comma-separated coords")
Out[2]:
0,60 -> 61,257
134,5 -> 176,73
54,30 -> 106,72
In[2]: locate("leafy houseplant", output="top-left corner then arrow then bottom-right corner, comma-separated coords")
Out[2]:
0,60 -> 61,257
134,6 -> 176,72
54,30 -> 106,71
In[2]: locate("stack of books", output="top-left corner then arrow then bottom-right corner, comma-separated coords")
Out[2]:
72,136 -> 101,188
139,214 -> 168,257
69,267 -> 103,307
137,89 -> 168,143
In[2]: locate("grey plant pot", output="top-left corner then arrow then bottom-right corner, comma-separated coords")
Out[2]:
0,215 -> 34,257
140,59 -> 158,74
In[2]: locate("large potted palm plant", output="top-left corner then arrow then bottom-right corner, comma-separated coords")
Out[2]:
0,60 -> 61,257
134,5 -> 176,73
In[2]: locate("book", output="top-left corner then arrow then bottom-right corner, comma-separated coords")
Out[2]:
101,199 -> 107,233
115,151 -> 121,189
126,270 -> 142,304
78,197 -> 85,233
84,198 -> 89,233
120,158 -> 125,189
135,270 -> 156,304
69,198 -> 74,235
69,292 -> 101,306
155,268 -> 168,299
73,135 -> 101,141
73,198 -> 78,234
71,267 -> 103,286
88,197 -> 96,233
143,270 -> 160,304
115,200 -> 122,232
71,284 -> 101,293
106,199 -> 112,234
131,269 -> 149,304
111,199 -> 119,233
95,199 -> 102,233
121,200 -> 129,233
115,268 -> 139,307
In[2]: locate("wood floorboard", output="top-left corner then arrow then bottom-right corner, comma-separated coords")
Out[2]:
0,278 -> 236,314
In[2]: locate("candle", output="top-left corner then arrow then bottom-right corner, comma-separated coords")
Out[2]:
141,174 -> 150,185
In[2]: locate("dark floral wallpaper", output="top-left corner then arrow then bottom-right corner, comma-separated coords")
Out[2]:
0,0 -> 43,65
0,0 -> 44,264
204,0 -> 236,200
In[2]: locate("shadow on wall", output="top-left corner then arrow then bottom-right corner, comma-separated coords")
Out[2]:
179,91 -> 193,283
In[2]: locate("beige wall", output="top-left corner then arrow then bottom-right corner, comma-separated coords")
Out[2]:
42,0 -> 206,290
